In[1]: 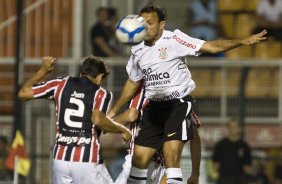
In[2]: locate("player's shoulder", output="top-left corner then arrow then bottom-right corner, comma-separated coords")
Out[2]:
54,76 -> 68,80
33,76 -> 68,88
98,86 -> 113,97
158,29 -> 174,41
65,76 -> 83,84
47,76 -> 68,83
162,29 -> 191,43
172,29 -> 189,37
131,41 -> 145,55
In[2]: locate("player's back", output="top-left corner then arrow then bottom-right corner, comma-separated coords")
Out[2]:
59,76 -> 99,130
53,76 -> 112,163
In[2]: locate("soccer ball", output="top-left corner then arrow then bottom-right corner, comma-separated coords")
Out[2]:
115,15 -> 146,45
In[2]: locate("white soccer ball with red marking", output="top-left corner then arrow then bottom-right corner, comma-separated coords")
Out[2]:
115,15 -> 146,45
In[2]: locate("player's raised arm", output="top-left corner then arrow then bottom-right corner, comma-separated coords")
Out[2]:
199,30 -> 267,54
18,56 -> 56,100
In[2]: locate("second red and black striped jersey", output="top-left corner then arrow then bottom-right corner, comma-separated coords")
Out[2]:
127,79 -> 149,155
128,79 -> 148,112
33,76 -> 112,163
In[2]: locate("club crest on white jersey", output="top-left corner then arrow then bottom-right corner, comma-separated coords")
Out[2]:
158,47 -> 168,59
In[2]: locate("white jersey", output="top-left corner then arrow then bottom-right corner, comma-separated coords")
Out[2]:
126,29 -> 205,101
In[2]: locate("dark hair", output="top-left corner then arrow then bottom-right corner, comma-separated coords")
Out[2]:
96,7 -> 108,16
139,5 -> 166,22
80,56 -> 109,79
107,7 -> 117,19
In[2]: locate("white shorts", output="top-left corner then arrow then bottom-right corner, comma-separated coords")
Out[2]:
52,159 -> 113,184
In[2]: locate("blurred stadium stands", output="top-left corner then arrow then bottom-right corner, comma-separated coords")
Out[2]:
0,0 -> 281,184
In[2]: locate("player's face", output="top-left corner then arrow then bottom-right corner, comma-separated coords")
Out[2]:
141,12 -> 165,45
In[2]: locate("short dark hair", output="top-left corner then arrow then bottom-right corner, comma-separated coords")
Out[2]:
80,56 -> 109,79
96,7 -> 108,16
139,5 -> 166,22
107,7 -> 117,19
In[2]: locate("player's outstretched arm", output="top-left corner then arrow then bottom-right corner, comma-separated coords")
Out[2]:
18,56 -> 56,100
92,110 -> 132,142
187,126 -> 201,184
199,30 -> 267,54
108,79 -> 141,118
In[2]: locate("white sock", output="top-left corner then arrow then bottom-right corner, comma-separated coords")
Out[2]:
127,166 -> 148,184
166,168 -> 183,184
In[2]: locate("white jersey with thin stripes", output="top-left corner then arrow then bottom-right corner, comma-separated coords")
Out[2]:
126,29 -> 205,101
32,76 -> 112,164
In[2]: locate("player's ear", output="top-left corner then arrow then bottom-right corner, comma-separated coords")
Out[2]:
160,21 -> 165,30
95,73 -> 104,85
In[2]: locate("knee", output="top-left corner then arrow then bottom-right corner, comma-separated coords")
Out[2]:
132,153 -> 151,169
163,148 -> 182,167
164,152 -> 181,168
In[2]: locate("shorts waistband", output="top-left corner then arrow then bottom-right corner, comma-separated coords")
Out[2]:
149,95 -> 195,103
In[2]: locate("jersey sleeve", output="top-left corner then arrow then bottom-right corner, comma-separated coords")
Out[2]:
172,29 -> 205,57
126,53 -> 143,82
93,88 -> 113,113
32,77 -> 67,100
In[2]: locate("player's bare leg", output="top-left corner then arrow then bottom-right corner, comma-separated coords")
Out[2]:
163,140 -> 185,184
127,145 -> 156,184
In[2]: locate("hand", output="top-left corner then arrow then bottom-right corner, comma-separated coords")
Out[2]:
187,175 -> 199,184
241,30 -> 267,45
41,56 -> 56,73
121,128 -> 132,143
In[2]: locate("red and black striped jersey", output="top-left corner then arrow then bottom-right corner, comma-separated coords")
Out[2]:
128,79 -> 148,112
127,79 -> 149,155
33,76 -> 112,164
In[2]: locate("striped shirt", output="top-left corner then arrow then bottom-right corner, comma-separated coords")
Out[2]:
33,76 -> 112,163
127,79 -> 149,155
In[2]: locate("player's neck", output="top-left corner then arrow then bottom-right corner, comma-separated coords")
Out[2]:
82,75 -> 99,85
228,135 -> 240,142
145,30 -> 163,46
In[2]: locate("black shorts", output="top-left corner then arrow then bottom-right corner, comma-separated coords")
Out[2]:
134,95 -> 195,149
